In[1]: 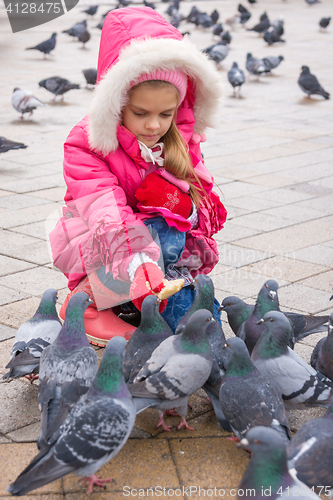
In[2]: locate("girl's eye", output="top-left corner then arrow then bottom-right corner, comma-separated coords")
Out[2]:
161,113 -> 172,117
133,112 -> 145,116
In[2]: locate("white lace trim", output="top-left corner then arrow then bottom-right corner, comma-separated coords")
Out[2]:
187,201 -> 198,228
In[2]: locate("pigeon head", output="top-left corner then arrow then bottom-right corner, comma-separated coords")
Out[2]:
254,311 -> 291,359
328,312 -> 333,335
193,274 -> 215,310
92,336 -> 127,395
239,426 -> 289,492
179,309 -> 214,355
246,53 -> 253,59
57,292 -> 92,348
223,337 -> 256,376
139,295 -> 171,337
255,279 -> 279,316
301,66 -> 310,73
31,288 -> 59,321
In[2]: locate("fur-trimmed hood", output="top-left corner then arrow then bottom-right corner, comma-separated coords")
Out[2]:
88,7 -> 223,156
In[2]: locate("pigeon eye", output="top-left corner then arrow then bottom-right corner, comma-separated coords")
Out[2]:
254,439 -> 261,444
269,318 -> 274,322
265,284 -> 268,289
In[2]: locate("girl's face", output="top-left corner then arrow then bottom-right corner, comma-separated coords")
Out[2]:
122,83 -> 179,147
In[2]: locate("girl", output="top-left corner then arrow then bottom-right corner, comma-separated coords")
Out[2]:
50,6 -> 227,346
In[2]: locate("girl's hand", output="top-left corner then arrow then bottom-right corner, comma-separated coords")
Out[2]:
130,262 -> 167,312
135,172 -> 192,218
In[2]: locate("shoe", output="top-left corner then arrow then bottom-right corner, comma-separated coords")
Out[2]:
59,276 -> 136,347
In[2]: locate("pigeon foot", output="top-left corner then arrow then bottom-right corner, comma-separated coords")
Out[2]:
24,373 -> 39,383
157,414 -> 172,431
177,418 -> 195,431
81,474 -> 112,493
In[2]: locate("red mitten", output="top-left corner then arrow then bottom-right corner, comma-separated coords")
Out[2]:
136,172 -> 192,219
130,262 -> 167,312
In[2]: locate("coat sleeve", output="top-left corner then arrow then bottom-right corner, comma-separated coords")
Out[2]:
57,122 -> 161,281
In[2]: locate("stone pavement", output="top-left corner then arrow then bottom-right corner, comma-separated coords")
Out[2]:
0,0 -> 332,497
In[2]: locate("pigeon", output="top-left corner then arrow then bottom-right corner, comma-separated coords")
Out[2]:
204,41 -> 229,66
209,337 -> 291,442
196,12 -> 214,29
248,0 -> 256,4
228,62 -> 245,96
39,77 -> 80,101
186,6 -> 201,24
212,22 -> 223,37
62,20 -> 87,39
11,88 -> 45,119
3,289 -> 61,382
169,11 -> 185,29
7,336 -> 135,496
128,309 -> 214,431
123,295 -> 173,384
247,12 -> 270,34
229,280 -> 329,352
82,5 -> 98,16
221,30 -> 232,44
25,33 -> 57,57
144,0 -> 155,9
319,17 -> 331,31
263,55 -> 284,72
0,137 -> 27,153
211,9 -> 219,24
239,426 -> 321,500
78,29 -> 91,47
175,274 -> 215,335
225,14 -> 241,29
310,312 -> 333,381
37,293 -> 98,450
264,24 -> 285,45
251,311 -> 333,411
287,399 -> 333,493
305,0 -> 320,5
219,296 -> 253,335
298,66 -> 330,99
82,68 -> 97,87
238,4 -> 251,25
246,53 -> 268,77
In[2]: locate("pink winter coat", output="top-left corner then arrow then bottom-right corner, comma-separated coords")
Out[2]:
49,7 -> 227,290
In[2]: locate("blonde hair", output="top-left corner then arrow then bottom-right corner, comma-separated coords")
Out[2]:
128,80 -> 206,207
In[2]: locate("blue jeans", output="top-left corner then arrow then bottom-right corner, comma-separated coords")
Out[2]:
96,216 -> 221,332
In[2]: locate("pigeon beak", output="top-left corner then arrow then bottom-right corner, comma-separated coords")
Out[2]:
87,298 -> 94,307
256,318 -> 264,325
269,290 -> 276,300
218,305 -> 224,312
238,438 -> 249,448
330,294 -> 333,301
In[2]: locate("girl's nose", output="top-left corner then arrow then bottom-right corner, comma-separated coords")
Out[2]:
145,116 -> 159,130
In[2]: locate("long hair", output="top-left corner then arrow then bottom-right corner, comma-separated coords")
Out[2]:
128,80 -> 206,207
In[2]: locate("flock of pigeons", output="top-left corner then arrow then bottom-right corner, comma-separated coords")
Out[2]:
2,0 -> 331,153
3,274 -> 333,497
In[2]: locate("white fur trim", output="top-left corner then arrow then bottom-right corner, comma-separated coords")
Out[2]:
127,252 -> 160,281
89,37 -> 223,156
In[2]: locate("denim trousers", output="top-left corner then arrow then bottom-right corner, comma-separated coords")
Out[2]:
96,216 -> 221,332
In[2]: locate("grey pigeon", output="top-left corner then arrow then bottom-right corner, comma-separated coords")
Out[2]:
78,29 -> 91,47
319,17 -> 331,31
25,33 -> 56,57
238,4 -> 251,25
287,399 -> 333,492
221,30 -> 232,44
39,77 -> 80,101
298,66 -> 330,99
228,280 -> 329,352
212,22 -> 223,37
7,336 -> 135,496
82,5 -> 98,16
0,137 -> 27,153
82,68 -> 97,87
123,295 -> 173,384
62,20 -> 87,39
228,62 -> 245,96
211,9 -> 219,24
212,337 -> 291,442
37,293 -> 98,450
11,88 -> 45,119
247,12 -> 270,34
246,53 -> 268,77
205,41 -> 229,66
128,309 -> 214,431
252,311 -> 333,410
3,289 -> 61,382
175,274 -> 215,335
310,312 -> 333,381
264,26 -> 285,45
263,55 -> 284,72
239,426 -> 321,500
305,0 -> 320,5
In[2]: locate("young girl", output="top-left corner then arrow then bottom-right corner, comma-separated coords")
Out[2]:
49,6 -> 227,346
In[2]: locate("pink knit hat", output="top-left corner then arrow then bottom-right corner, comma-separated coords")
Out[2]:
130,69 -> 188,104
